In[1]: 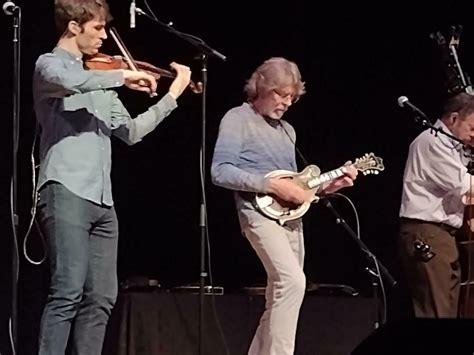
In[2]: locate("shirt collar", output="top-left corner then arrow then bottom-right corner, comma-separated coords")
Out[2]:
434,119 -> 465,153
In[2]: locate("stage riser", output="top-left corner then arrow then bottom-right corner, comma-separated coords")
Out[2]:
103,292 -> 376,355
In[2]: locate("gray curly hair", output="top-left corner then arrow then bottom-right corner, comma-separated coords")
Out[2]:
244,57 -> 306,102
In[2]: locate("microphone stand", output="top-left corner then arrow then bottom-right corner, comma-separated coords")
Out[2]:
400,98 -> 474,174
3,2 -> 21,353
134,8 -> 226,355
321,198 -> 396,328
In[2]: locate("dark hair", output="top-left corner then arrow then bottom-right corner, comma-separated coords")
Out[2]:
54,0 -> 112,35
442,92 -> 474,119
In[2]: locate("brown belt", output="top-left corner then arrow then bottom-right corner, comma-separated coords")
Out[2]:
400,217 -> 459,236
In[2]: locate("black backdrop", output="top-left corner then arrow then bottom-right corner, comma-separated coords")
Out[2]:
1,1 -> 473,354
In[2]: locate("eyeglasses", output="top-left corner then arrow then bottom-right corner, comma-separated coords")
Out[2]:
273,89 -> 299,103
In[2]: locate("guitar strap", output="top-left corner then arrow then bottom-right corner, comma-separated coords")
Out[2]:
280,121 -> 310,167
295,145 -> 310,168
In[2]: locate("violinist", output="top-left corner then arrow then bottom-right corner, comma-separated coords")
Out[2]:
398,92 -> 474,318
32,0 -> 191,354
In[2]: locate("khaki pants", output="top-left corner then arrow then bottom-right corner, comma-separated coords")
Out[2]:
398,218 -> 460,318
243,217 -> 305,355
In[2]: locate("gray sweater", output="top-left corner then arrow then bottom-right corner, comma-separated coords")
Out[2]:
211,102 -> 299,228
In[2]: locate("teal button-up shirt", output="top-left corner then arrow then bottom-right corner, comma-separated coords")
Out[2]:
33,47 -> 177,206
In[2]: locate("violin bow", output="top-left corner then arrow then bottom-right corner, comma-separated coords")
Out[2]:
108,26 -> 158,96
106,26 -> 203,95
108,26 -> 139,72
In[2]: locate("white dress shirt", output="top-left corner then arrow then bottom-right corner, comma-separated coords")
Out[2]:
399,119 -> 473,228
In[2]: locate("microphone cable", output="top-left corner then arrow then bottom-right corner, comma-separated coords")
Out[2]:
323,192 -> 387,326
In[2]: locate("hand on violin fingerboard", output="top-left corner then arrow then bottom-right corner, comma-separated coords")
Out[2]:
168,62 -> 192,99
122,70 -> 158,97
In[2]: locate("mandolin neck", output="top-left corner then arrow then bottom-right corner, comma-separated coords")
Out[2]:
306,166 -> 348,189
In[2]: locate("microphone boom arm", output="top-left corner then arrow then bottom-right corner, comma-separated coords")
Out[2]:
398,96 -> 469,149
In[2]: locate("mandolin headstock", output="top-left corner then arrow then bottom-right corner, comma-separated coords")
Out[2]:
353,152 -> 385,176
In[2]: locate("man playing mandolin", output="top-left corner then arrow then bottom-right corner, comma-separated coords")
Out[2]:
33,0 -> 191,354
211,57 -> 358,355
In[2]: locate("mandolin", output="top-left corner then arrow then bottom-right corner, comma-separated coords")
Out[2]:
254,152 -> 385,225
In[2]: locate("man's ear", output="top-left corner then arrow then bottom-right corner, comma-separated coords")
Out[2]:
67,21 -> 82,36
451,112 -> 459,123
448,112 -> 459,125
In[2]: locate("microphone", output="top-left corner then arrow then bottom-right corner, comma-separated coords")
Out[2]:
397,96 -> 428,119
2,1 -> 18,15
130,0 -> 136,28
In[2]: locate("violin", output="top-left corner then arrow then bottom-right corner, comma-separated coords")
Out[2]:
84,53 -> 203,94
85,26 -> 203,95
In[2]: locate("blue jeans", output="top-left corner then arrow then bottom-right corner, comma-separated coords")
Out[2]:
37,182 -> 118,355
